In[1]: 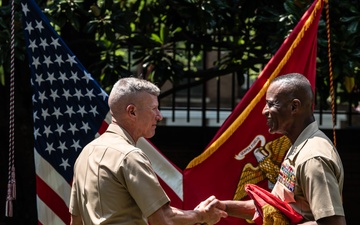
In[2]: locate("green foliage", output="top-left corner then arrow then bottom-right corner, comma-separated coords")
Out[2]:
0,1 -> 26,76
317,0 -> 360,106
1,0 -> 360,105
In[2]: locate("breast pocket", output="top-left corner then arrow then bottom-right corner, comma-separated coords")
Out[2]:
272,181 -> 296,203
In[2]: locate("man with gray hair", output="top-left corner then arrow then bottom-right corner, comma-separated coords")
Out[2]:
69,77 -> 227,225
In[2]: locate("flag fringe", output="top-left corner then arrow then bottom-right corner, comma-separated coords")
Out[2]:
186,0 -> 323,169
5,199 -> 13,217
262,204 -> 289,225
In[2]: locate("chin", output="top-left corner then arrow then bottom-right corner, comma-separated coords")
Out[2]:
268,127 -> 278,134
145,132 -> 156,139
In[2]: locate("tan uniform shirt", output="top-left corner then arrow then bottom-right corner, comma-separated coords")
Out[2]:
272,121 -> 344,221
69,124 -> 170,225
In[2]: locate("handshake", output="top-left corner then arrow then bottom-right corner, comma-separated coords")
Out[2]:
193,196 -> 228,225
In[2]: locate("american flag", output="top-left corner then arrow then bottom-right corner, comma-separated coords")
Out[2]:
21,0 -> 111,224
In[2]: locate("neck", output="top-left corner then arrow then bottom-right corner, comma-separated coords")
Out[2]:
287,115 -> 315,144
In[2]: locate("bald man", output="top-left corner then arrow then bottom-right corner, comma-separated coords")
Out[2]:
218,73 -> 346,225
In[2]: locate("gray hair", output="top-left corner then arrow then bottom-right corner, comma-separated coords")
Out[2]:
272,73 -> 311,88
272,73 -> 314,108
108,77 -> 160,110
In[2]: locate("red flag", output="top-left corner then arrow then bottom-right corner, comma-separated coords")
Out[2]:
245,184 -> 303,225
183,0 -> 324,224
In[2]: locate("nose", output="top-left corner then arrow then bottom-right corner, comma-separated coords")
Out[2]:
156,109 -> 163,121
262,104 -> 269,116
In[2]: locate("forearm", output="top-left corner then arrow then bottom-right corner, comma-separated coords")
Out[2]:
149,197 -> 227,225
149,205 -> 208,225
222,199 -> 255,220
169,206 -> 208,225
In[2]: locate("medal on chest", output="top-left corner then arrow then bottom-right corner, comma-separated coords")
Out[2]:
277,160 -> 296,192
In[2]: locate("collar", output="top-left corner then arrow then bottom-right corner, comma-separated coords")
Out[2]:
286,121 -> 319,162
106,123 -> 136,146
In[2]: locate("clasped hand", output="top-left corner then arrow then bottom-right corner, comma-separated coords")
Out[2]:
194,196 -> 228,225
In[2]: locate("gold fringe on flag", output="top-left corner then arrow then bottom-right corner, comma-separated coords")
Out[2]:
262,204 -> 290,225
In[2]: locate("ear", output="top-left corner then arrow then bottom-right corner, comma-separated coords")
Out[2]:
126,104 -> 136,117
291,99 -> 301,112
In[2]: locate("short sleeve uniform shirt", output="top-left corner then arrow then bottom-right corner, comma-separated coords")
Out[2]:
272,121 -> 345,221
69,124 -> 170,225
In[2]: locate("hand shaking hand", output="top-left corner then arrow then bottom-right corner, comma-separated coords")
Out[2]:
194,195 -> 228,225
